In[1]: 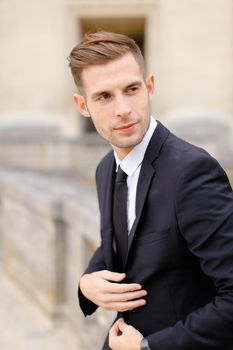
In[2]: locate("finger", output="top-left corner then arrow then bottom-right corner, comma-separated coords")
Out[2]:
109,318 -> 124,336
105,289 -> 147,302
97,270 -> 126,282
109,319 -> 123,349
117,319 -> 128,333
104,298 -> 146,312
106,282 -> 143,294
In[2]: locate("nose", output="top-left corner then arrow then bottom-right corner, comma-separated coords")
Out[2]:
114,94 -> 131,118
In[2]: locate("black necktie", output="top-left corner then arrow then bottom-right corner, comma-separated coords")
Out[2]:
113,166 -> 128,270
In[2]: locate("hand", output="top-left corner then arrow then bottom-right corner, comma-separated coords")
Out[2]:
109,318 -> 143,350
80,270 -> 147,312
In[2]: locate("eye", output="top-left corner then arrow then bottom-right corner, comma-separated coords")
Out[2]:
127,85 -> 140,94
97,93 -> 111,102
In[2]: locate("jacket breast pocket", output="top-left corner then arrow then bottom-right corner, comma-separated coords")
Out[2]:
135,228 -> 170,245
128,228 -> 173,278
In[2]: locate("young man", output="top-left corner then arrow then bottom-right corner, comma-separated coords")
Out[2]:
68,31 -> 233,350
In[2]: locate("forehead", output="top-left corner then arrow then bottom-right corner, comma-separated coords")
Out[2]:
81,53 -> 143,94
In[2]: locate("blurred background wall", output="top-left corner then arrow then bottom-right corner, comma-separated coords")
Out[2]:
0,0 -> 232,349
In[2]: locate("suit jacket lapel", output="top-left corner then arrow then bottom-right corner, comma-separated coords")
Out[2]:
128,160 -> 155,250
100,122 -> 170,271
126,121 -> 170,260
100,153 -> 116,271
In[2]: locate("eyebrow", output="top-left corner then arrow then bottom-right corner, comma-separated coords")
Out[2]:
125,80 -> 143,88
90,80 -> 143,100
91,90 -> 109,100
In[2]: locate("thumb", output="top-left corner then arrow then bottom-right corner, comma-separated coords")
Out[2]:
117,318 -> 129,333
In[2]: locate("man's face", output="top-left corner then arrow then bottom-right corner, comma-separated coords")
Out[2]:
73,53 -> 154,159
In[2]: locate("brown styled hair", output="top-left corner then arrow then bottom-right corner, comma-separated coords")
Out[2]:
68,31 -> 145,92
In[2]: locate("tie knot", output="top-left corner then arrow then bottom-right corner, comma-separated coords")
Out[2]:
116,166 -> 127,183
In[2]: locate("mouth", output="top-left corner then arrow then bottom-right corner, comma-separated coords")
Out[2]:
114,122 -> 137,132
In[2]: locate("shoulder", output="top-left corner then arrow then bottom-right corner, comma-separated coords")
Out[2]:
161,127 -> 220,170
164,133 -> 232,193
155,123 -> 231,190
150,121 -> 213,168
95,149 -> 114,181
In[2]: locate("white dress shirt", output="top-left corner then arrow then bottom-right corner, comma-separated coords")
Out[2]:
114,116 -> 157,232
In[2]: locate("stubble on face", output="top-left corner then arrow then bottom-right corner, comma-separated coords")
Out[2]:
109,103 -> 151,152
87,92 -> 151,158
79,54 -> 154,158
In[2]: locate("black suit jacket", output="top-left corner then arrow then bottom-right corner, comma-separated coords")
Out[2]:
79,121 -> 233,349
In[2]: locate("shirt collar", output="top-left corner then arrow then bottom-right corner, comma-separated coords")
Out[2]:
114,116 -> 157,176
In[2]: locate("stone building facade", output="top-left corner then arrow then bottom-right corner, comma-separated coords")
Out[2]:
0,0 -> 233,160
0,1 -> 232,349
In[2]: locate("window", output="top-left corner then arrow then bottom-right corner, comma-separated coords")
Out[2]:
79,17 -> 145,133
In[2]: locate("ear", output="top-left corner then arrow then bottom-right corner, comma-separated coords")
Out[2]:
146,74 -> 155,98
73,93 -> 90,117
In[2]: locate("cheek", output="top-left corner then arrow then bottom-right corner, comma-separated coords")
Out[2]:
89,106 -> 112,132
132,94 -> 149,112
91,116 -> 109,137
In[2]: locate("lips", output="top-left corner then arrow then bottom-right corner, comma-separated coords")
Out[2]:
114,122 -> 137,131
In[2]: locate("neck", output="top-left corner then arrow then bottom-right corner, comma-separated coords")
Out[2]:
112,146 -> 134,160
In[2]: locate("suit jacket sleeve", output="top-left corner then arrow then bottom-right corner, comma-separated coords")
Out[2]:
78,242 -> 107,316
147,152 -> 233,349
78,162 -> 109,316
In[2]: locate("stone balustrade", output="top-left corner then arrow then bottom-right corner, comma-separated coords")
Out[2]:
0,169 -> 113,349
0,133 -> 232,349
